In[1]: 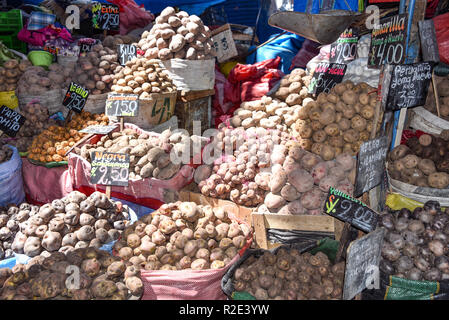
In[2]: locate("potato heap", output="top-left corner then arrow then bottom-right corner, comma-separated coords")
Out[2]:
2,102 -> 58,153
138,6 -> 216,60
27,111 -> 108,163
257,147 -> 356,215
74,128 -> 190,180
16,64 -> 72,96
292,80 -> 381,159
0,59 -> 32,92
74,43 -> 119,94
0,247 -> 143,300
113,202 -> 251,271
102,34 -> 139,49
424,75 -> 449,121
388,132 -> 449,189
10,191 -> 131,258
229,69 -> 313,131
111,57 -> 176,99
197,126 -> 292,206
380,201 -> 449,281
232,247 -> 345,300
0,143 -> 13,164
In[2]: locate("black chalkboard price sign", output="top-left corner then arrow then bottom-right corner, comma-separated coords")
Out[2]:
92,2 -> 119,31
368,14 -> 408,68
354,136 -> 389,197
90,151 -> 129,187
105,93 -> 139,117
384,62 -> 433,111
118,44 -> 137,66
418,20 -> 440,63
330,28 -> 359,64
324,187 -> 378,233
63,82 -> 89,113
308,62 -> 347,95
0,105 -> 26,137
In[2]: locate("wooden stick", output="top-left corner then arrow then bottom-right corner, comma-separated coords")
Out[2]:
64,133 -> 95,156
394,109 -> 407,148
335,222 -> 352,263
120,117 -> 124,131
432,73 -> 441,117
64,110 -> 73,127
105,186 -> 111,199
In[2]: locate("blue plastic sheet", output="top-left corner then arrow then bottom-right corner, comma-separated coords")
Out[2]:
136,0 -> 225,15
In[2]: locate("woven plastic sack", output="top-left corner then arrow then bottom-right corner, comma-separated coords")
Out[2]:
17,89 -> 64,115
222,238 -> 339,299
0,145 -> 25,206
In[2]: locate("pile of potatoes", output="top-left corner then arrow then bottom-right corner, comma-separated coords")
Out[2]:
0,247 -> 143,300
16,63 -> 72,96
387,131 -> 449,189
257,146 -> 356,215
292,80 -> 381,159
113,202 -> 251,271
74,43 -> 119,95
196,126 -> 292,206
0,143 -> 13,165
232,247 -> 345,300
111,57 -> 176,99
27,111 -> 108,163
424,76 -> 449,121
74,128 -> 187,181
10,191 -> 131,258
102,34 -> 139,49
0,59 -> 32,92
229,69 -> 313,132
138,7 -> 216,60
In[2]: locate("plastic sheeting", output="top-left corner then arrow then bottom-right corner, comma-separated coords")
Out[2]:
136,0 -> 225,15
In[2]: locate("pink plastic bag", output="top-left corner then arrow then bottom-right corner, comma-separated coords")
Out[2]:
18,25 -> 72,47
107,0 -> 154,35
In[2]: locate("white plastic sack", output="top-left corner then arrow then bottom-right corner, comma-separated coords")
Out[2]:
162,58 -> 215,91
0,145 -> 25,206
343,57 -> 380,87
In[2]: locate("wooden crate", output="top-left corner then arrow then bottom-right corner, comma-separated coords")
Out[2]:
252,212 -> 345,250
174,89 -> 214,135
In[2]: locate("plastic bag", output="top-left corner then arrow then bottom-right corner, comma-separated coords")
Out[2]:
107,0 -> 154,35
0,145 -> 25,207
18,25 -> 72,47
434,12 -> 449,65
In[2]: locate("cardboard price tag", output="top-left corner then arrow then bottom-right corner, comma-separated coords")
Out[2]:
324,187 -> 378,233
330,28 -> 359,64
118,44 -> 137,66
308,62 -> 347,95
90,151 -> 129,187
63,82 -> 89,113
79,124 -> 117,135
0,105 -> 25,137
105,93 -> 139,117
211,26 -> 238,63
368,14 -> 407,68
92,2 -> 119,31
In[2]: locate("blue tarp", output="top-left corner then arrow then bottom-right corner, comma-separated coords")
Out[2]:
136,0 -> 225,16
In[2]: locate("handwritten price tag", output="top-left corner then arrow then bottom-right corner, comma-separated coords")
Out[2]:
63,82 -> 89,113
309,62 -> 347,95
105,93 -> 139,117
90,151 -> 129,187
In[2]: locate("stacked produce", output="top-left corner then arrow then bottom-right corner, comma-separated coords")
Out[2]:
196,126 -> 292,206
0,59 -> 32,92
424,76 -> 449,121
0,247 -> 143,300
380,201 -> 449,281
75,43 -> 119,94
387,132 -> 449,189
0,142 -> 13,164
256,147 -> 356,215
229,68 -> 312,132
292,80 -> 380,159
2,102 -> 58,153
111,57 -> 176,99
9,191 -> 130,258
16,63 -> 73,96
113,201 -> 251,271
27,111 -> 108,163
231,247 -> 345,299
138,6 -> 216,60
103,34 -> 139,49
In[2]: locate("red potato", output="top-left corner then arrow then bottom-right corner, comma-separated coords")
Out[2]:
300,187 -> 323,210
311,162 -> 328,184
288,169 -> 314,193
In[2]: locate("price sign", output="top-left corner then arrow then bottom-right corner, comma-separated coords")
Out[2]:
105,93 -> 139,117
308,62 -> 347,95
90,151 -> 129,187
419,20 -> 440,63
343,228 -> 385,300
384,62 -> 433,111
63,82 -> 89,113
330,28 -> 359,64
0,105 -> 26,137
92,2 -> 119,31
324,187 -> 378,233
79,124 -> 117,135
211,25 -> 238,63
118,44 -> 137,66
79,43 -> 93,56
354,136 -> 389,197
368,14 -> 407,68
